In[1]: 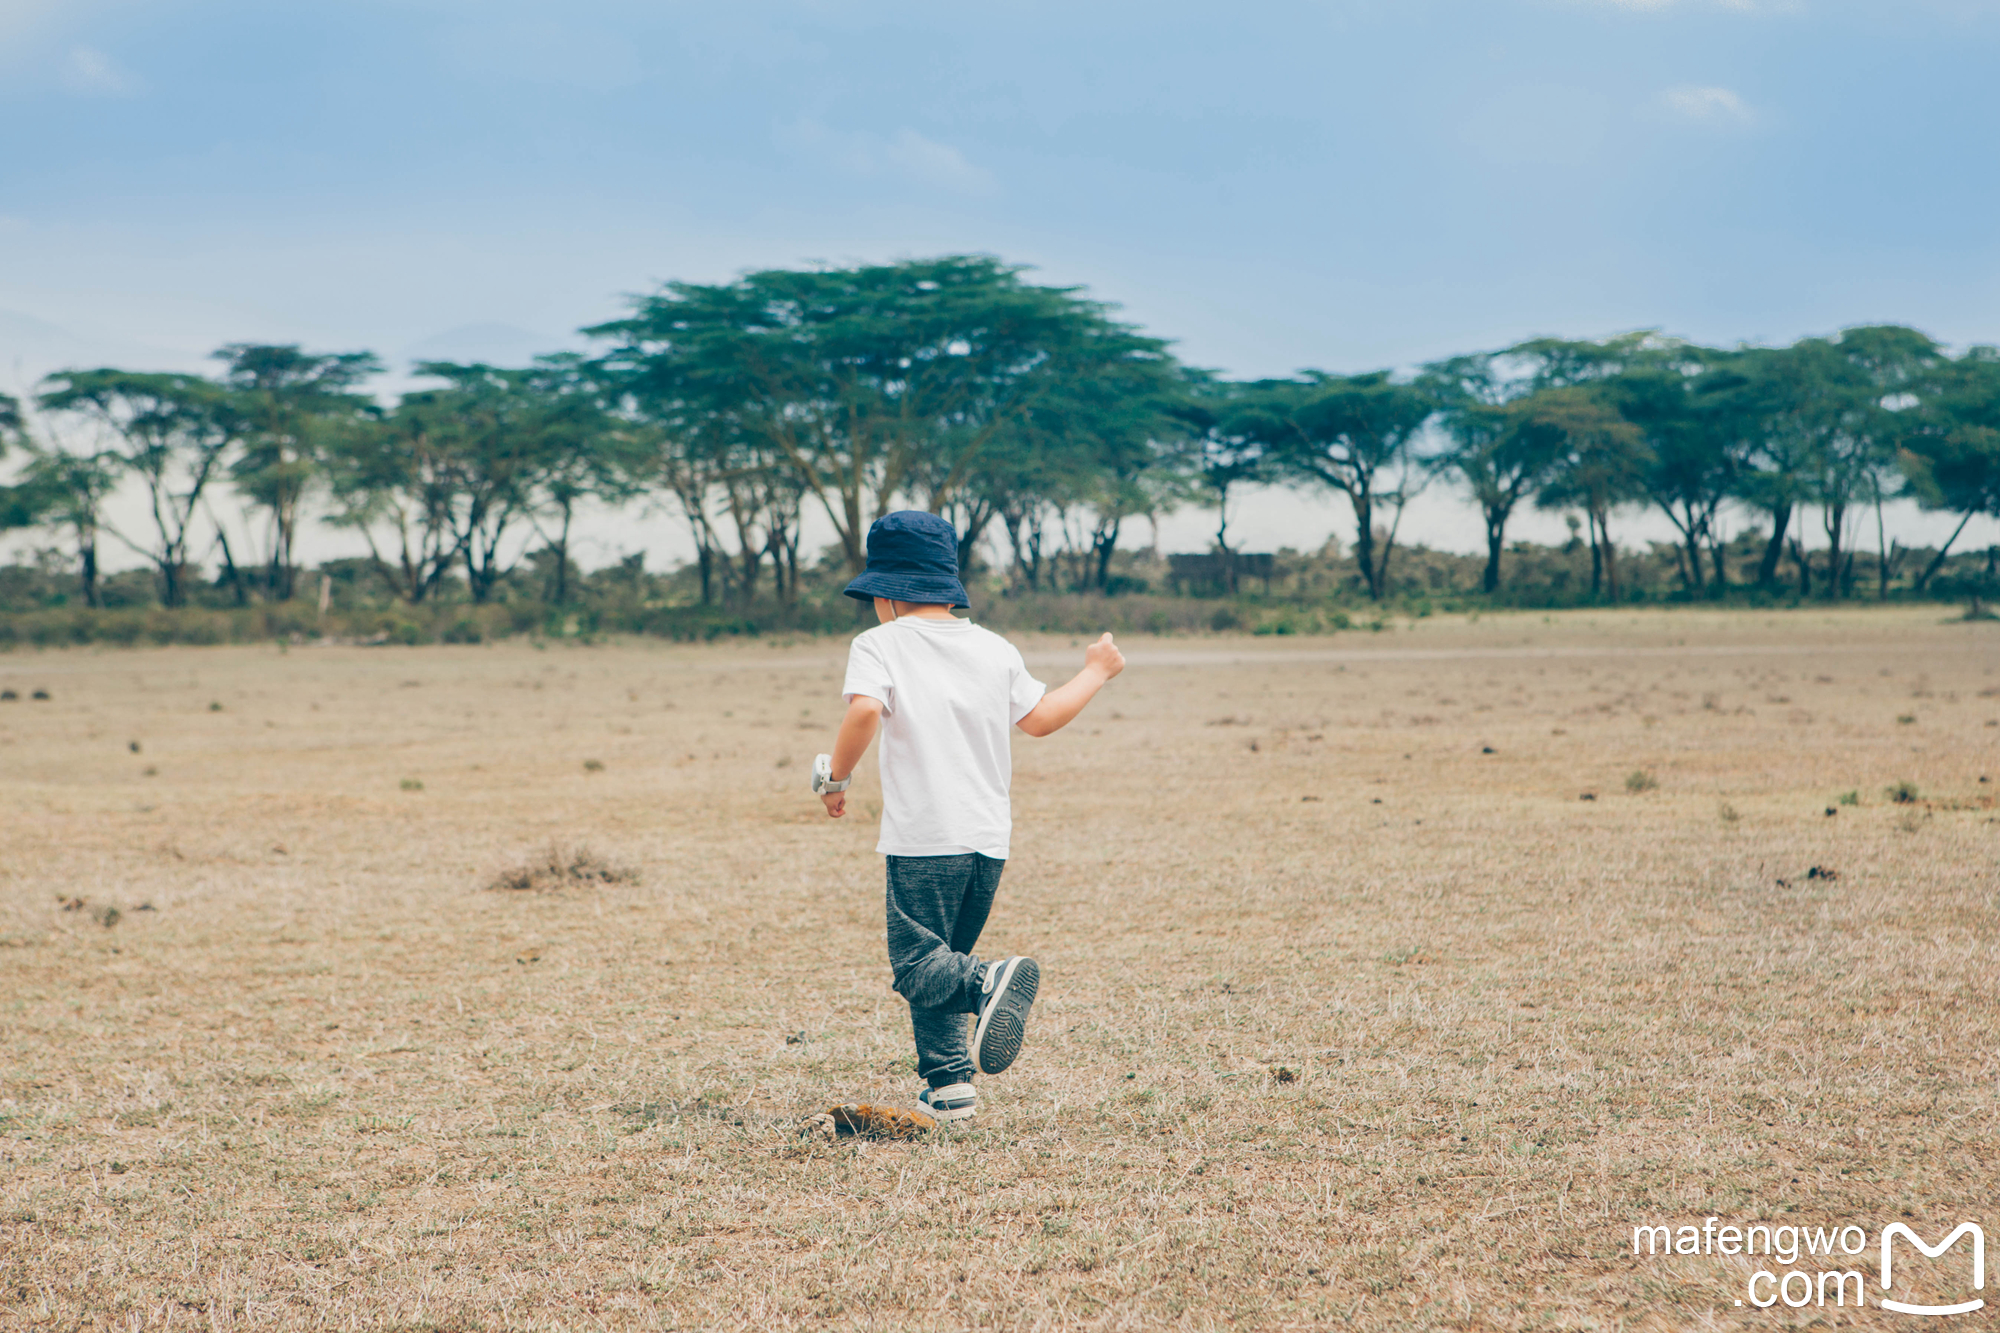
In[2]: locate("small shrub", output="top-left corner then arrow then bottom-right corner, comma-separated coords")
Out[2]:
1208,607 -> 1241,632
399,778 -> 424,791
1885,780 -> 1920,805
1896,714 -> 1917,725
1837,790 -> 1859,806
582,758 -> 605,773
208,701 -> 223,712
489,843 -> 638,893
1625,769 -> 1659,793
1718,802 -> 1740,823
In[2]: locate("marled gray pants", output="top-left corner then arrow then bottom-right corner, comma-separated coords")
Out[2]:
885,853 -> 1004,1088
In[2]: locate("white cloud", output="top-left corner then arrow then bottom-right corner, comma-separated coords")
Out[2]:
1659,83 -> 1758,125
778,120 -> 997,197
60,44 -> 137,96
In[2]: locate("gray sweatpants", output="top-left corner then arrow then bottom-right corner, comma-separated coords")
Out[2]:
885,853 -> 1004,1088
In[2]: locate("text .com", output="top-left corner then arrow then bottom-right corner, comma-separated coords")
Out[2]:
1630,1218 -> 1985,1315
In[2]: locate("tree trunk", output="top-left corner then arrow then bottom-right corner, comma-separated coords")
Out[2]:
79,534 -> 100,608
1755,503 -> 1790,586
551,504 -> 573,605
1913,511 -> 1975,592
1599,509 -> 1621,603
1213,484 -> 1236,595
1586,510 -> 1603,599
1351,489 -> 1380,600
1822,503 -> 1846,600
273,502 -> 297,601
1093,515 -> 1122,590
216,528 -> 248,606
1481,504 -> 1508,594
1790,537 -> 1810,597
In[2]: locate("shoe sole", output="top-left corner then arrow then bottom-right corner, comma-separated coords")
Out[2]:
974,957 -> 1039,1076
922,1099 -> 977,1123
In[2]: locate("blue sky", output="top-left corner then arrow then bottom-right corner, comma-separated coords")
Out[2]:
4,0 -> 2000,563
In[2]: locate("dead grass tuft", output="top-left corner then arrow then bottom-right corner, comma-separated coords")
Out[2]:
487,842 -> 638,893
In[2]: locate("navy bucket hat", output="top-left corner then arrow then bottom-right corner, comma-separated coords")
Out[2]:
843,510 -> 970,609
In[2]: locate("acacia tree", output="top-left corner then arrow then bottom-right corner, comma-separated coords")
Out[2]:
215,343 -> 382,600
1166,369 -> 1269,591
1424,354 -> 1571,594
3,396 -> 121,605
401,363 -> 552,604
1816,325 -> 1940,598
37,370 -> 239,606
0,393 -> 31,530
935,330 -> 1184,592
588,256 -> 1156,577
516,355 -> 646,606
1697,346 -> 1824,587
1898,347 -> 2000,592
324,402 -> 462,603
1613,356 -> 1739,593
1249,371 -> 1435,600
1527,385 -> 1651,600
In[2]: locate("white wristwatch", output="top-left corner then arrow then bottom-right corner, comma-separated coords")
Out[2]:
812,754 -> 852,795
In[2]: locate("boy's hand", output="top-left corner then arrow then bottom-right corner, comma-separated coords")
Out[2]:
821,790 -> 846,819
1084,631 -> 1125,680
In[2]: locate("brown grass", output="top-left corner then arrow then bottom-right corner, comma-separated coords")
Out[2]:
1,606 -> 1997,1330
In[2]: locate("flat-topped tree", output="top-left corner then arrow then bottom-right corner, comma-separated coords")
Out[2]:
1242,371 -> 1437,601
588,256 -> 1159,578
1526,385 -> 1651,601
1168,369 -> 1270,594
213,344 -> 382,601
37,369 -> 239,607
1897,346 -> 2000,593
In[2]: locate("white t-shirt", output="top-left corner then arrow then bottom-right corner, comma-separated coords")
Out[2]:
842,616 -> 1047,859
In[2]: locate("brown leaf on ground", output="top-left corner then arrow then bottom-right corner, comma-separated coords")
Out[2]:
825,1103 -> 936,1139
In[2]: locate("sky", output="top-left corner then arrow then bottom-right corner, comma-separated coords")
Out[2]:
4,0 -> 2000,571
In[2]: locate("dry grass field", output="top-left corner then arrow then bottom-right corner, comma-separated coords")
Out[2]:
2,607 -> 1997,1331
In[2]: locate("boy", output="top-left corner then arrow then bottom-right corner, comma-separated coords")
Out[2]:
815,510 -> 1125,1124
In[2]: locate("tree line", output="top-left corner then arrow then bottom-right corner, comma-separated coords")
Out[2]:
3,255 -> 1998,611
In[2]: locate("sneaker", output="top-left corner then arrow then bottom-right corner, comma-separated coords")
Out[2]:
973,956 -> 1039,1076
917,1082 -> 977,1123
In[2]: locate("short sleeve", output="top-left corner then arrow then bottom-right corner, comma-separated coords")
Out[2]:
1006,645 -> 1046,725
842,633 -> 894,713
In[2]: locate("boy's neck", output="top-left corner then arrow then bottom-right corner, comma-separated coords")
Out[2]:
894,603 -> 956,620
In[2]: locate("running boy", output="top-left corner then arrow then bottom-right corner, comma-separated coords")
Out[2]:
814,510 -> 1125,1123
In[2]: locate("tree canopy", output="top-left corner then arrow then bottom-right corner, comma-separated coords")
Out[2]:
3,256 -> 1997,611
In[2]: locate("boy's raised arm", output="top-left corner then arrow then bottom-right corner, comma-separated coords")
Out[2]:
821,695 -> 883,818
1016,633 -> 1125,738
